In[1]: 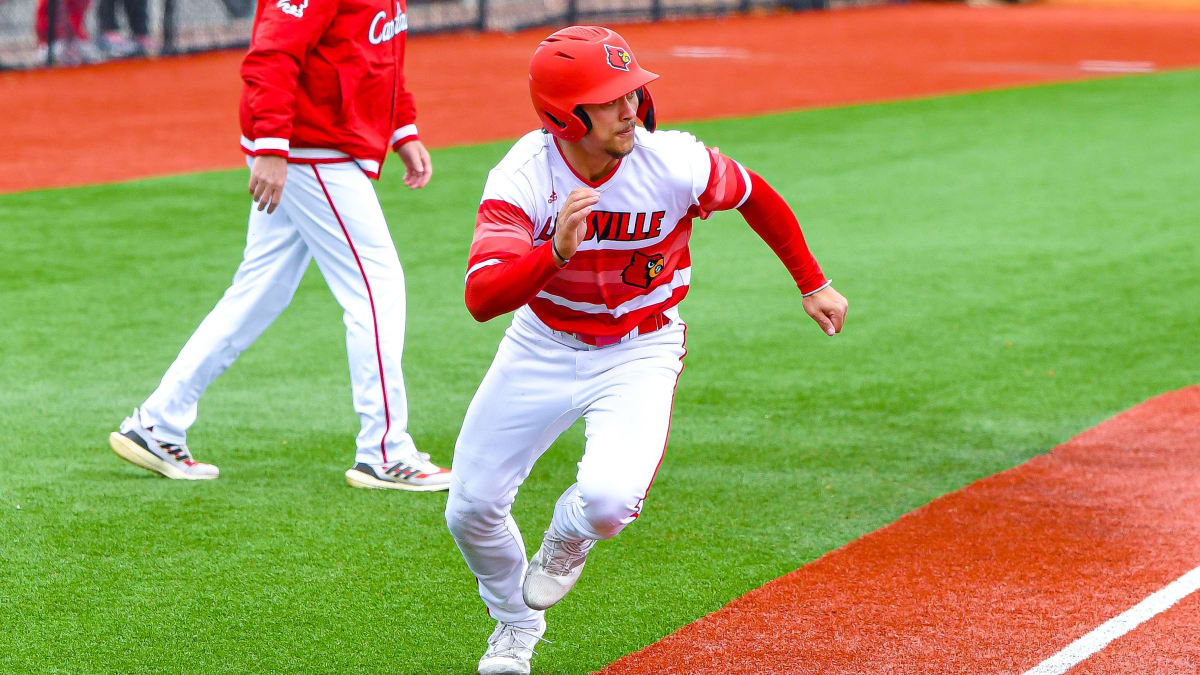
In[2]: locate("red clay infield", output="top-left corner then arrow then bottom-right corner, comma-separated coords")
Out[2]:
600,386 -> 1200,674
4,3 -> 1200,192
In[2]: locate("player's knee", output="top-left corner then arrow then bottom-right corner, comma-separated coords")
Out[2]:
445,483 -> 506,539
577,481 -> 643,539
445,485 -> 482,538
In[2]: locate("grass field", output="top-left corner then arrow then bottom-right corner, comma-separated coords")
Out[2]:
1,70 -> 1198,673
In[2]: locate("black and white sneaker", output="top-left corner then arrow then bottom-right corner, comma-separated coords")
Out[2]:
344,453 -> 450,492
108,408 -> 219,480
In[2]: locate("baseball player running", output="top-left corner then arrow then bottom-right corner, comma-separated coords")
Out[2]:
445,26 -> 848,674
107,0 -> 450,491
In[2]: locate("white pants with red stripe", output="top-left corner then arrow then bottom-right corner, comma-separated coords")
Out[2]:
139,158 -> 418,466
445,306 -> 686,627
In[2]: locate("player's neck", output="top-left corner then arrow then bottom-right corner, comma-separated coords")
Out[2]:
556,138 -> 620,183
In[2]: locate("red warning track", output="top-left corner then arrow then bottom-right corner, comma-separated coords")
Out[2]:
4,3 -> 1200,192
601,386 -> 1200,674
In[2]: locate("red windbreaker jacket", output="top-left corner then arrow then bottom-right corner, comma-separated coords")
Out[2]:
238,0 -> 418,178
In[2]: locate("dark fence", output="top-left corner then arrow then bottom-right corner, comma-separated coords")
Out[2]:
0,0 -> 858,69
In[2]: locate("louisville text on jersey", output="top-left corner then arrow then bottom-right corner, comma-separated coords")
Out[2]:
536,210 -> 667,243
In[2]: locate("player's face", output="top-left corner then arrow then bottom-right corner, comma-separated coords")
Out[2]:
581,90 -> 640,160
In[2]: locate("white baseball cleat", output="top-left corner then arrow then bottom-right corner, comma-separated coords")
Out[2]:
108,408 -> 219,480
522,535 -> 595,610
344,453 -> 451,492
477,619 -> 548,675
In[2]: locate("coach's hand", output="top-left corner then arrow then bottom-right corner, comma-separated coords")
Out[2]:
249,155 -> 287,214
397,140 -> 433,189
552,188 -> 599,266
803,285 -> 848,336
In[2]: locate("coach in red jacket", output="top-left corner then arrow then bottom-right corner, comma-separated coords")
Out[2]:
240,0 -> 424,184
108,0 -> 451,492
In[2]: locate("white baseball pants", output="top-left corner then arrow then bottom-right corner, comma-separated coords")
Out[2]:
445,306 -> 686,627
139,158 -> 419,466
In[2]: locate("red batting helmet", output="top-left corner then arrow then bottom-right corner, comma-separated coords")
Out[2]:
529,25 -> 659,142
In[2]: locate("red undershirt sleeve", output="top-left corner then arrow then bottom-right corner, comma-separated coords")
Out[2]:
464,198 -> 561,322
464,244 -> 561,322
737,169 -> 829,294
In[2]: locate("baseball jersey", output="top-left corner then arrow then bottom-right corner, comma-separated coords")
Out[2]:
467,127 -> 751,337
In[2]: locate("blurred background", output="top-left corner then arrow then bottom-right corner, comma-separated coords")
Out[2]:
1,0 -> 849,68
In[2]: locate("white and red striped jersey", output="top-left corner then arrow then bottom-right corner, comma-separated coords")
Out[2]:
467,127 -> 753,337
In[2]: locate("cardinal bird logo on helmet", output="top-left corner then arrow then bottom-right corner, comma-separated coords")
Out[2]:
622,251 -> 665,289
604,44 -> 632,71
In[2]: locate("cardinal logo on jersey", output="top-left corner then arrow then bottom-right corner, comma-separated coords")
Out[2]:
276,0 -> 308,17
622,251 -> 665,288
605,44 -> 632,72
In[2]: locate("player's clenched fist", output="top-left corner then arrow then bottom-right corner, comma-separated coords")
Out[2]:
802,285 -> 849,337
248,155 -> 287,214
551,188 -> 600,266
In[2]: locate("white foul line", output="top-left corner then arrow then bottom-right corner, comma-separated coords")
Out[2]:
1024,565 -> 1200,675
1078,60 -> 1156,74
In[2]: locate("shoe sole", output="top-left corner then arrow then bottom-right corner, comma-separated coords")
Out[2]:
477,658 -> 531,675
344,468 -> 450,492
108,432 -> 217,480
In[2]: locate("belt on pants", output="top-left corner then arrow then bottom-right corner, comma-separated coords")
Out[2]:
559,312 -> 670,348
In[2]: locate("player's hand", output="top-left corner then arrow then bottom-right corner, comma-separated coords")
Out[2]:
397,140 -> 433,189
552,188 -> 599,264
802,285 -> 848,336
248,155 -> 287,214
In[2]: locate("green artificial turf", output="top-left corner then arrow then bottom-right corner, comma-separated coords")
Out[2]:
1,70 -> 1197,673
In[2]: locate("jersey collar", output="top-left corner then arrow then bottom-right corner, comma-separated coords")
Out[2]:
551,136 -> 624,189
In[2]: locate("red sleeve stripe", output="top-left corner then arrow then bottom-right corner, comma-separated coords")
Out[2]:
474,199 -> 534,241
471,199 -> 535,266
468,200 -> 534,275
473,220 -> 533,243
478,199 -> 534,228
734,163 -> 752,209
468,238 -> 527,265
697,149 -> 749,216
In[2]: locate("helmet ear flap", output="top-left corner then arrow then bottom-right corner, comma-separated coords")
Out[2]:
572,106 -> 593,135
540,105 -> 589,142
636,86 -> 656,132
